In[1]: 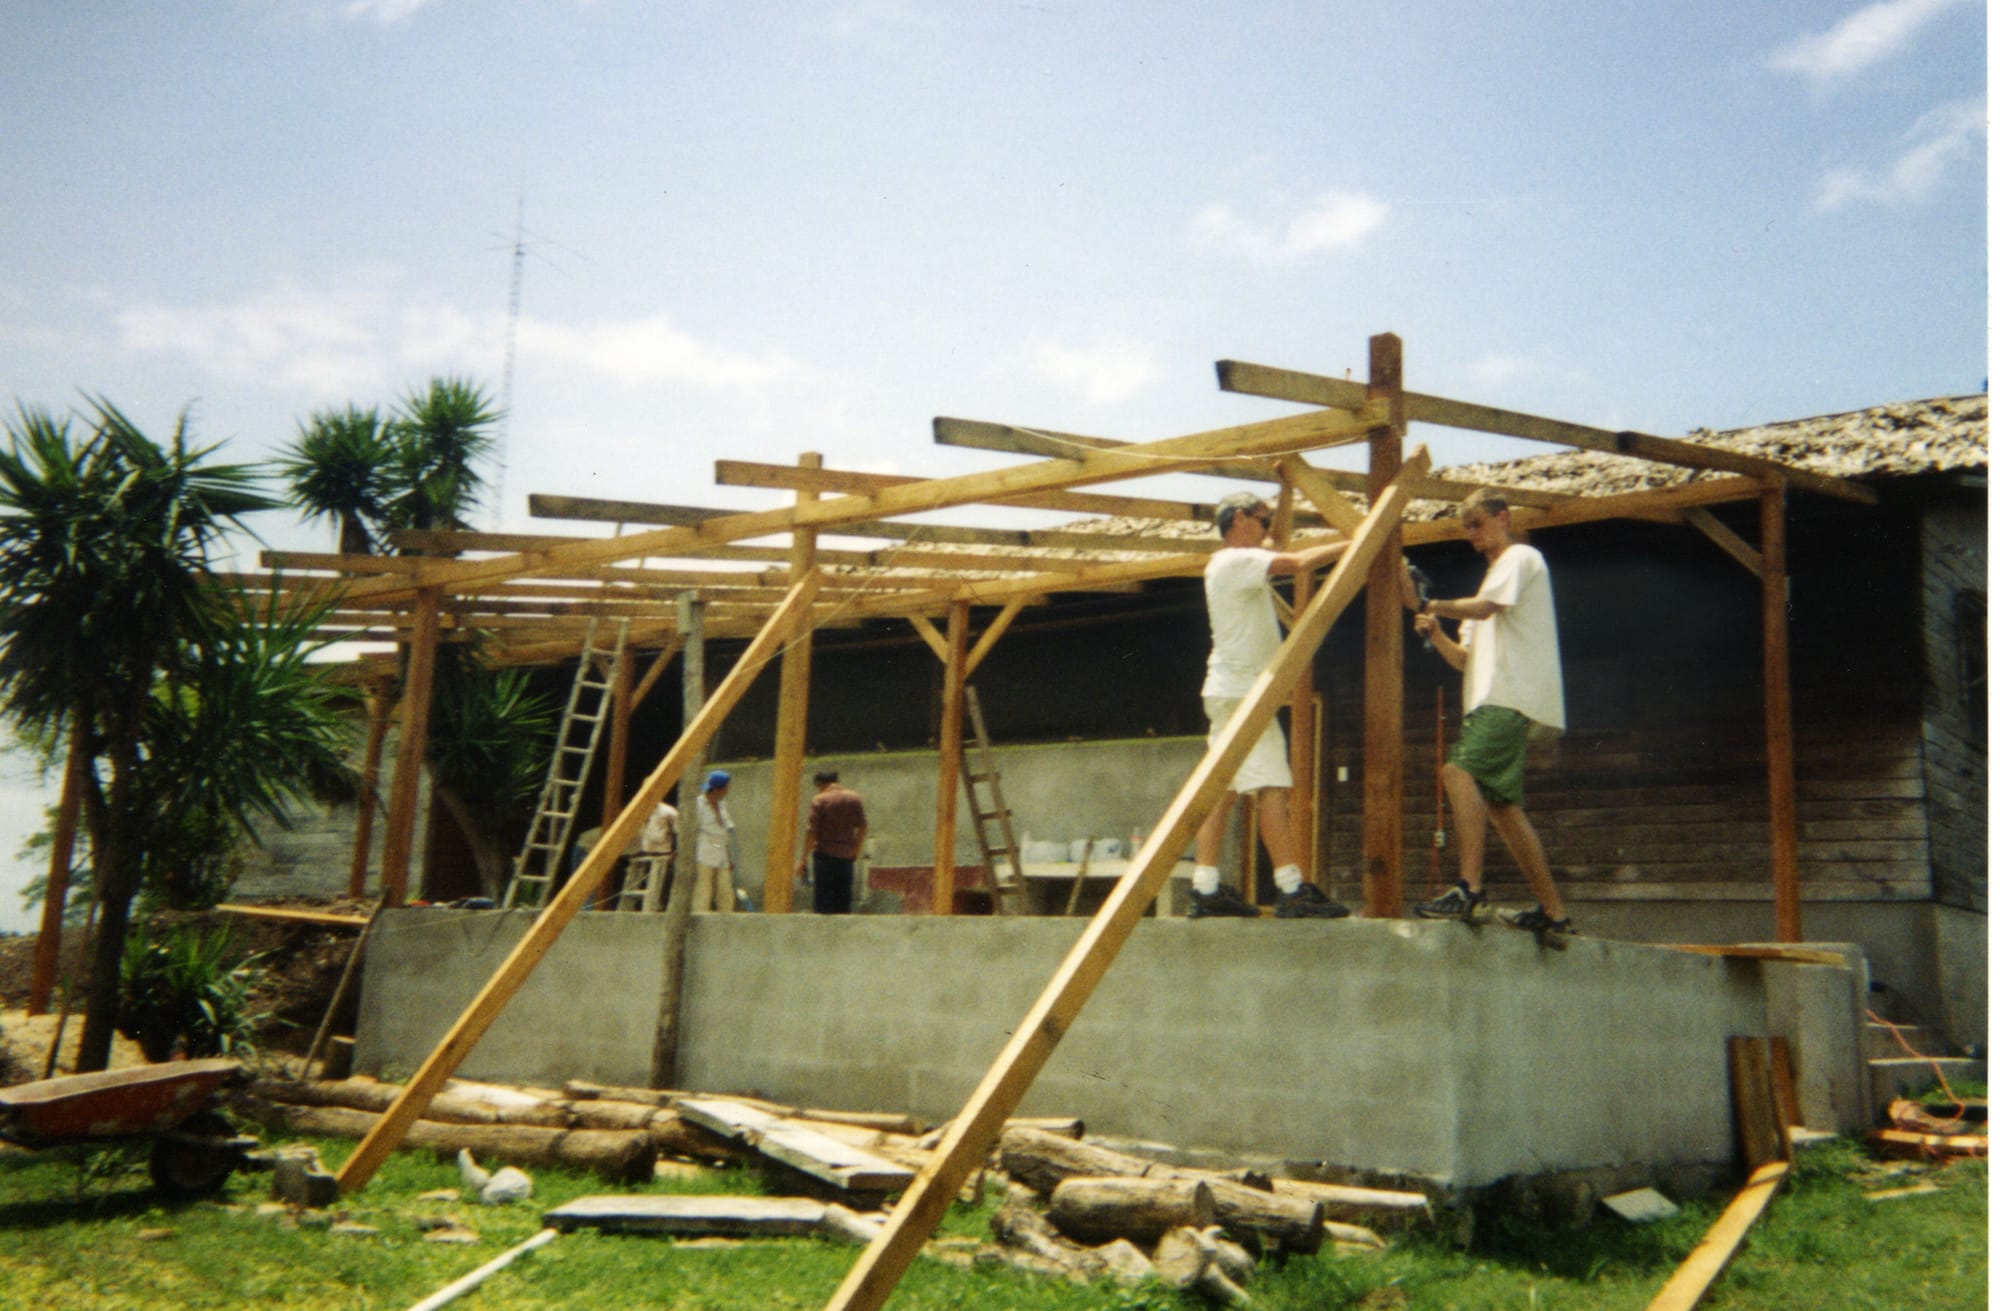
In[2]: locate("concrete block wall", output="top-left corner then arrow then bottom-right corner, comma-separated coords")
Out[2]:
355,911 -> 1864,1188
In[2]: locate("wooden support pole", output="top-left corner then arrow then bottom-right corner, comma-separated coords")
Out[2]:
379,588 -> 442,908
932,602 -> 971,916
964,598 -> 1027,678
765,454 -> 821,914
674,594 -> 708,907
629,635 -> 684,711
27,729 -> 87,1015
1761,483 -> 1802,942
821,448 -> 1430,1311
1362,333 -> 1407,918
345,679 -> 394,900
333,575 -> 822,1195
602,643 -> 635,833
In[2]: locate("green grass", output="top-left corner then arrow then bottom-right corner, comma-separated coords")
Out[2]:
0,1135 -> 1982,1309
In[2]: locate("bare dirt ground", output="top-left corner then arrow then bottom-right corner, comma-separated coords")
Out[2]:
0,896 -> 369,1085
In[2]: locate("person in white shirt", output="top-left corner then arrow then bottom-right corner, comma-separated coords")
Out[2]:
691,770 -> 738,914
1413,488 -> 1572,937
1187,492 -> 1357,919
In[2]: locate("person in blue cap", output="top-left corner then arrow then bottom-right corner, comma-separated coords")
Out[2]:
692,769 -> 738,913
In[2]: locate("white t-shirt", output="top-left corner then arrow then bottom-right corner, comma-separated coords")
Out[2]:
1203,547 -> 1281,699
694,795 -> 734,867
1460,542 -> 1565,734
640,802 -> 678,855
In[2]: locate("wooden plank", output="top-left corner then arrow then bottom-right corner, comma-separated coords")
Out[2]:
964,598 -> 1027,678
821,446 -> 1430,1311
215,903 -> 370,929
1217,359 -> 1876,505
1642,1161 -> 1789,1311
1728,1035 -> 1790,1169
332,575 -> 823,1195
1666,945 -> 1850,968
678,1098 -> 915,1193
546,1194 -> 829,1236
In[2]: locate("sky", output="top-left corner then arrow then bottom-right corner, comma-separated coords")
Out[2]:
0,0 -> 1988,931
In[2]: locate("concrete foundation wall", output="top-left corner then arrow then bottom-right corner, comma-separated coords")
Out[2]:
356,911 -> 1859,1188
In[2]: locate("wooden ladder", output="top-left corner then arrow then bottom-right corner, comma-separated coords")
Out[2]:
960,686 -> 1027,915
503,618 -> 630,909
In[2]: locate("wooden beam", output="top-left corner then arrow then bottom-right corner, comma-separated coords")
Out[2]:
1762,485 -> 1801,942
716,458 -> 1216,523
1684,507 -> 1761,576
935,417 -> 1573,510
333,574 -> 823,1195
1217,359 -> 1877,506
932,602 -> 971,916
1362,333 -> 1407,919
907,614 -> 951,664
964,598 -> 1027,678
630,635 -> 684,710
821,445 -> 1431,1311
1275,454 -> 1365,533
1399,475 -> 1775,546
330,400 -> 1385,606
378,589 -> 441,907
601,641 -> 635,836
765,454 -> 821,915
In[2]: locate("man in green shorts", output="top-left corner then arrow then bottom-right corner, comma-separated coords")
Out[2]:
1411,489 -> 1572,936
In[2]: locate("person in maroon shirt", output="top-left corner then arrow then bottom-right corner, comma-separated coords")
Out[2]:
797,770 -> 869,914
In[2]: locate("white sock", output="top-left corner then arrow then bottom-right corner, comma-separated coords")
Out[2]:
1193,866 -> 1221,895
1273,864 -> 1304,894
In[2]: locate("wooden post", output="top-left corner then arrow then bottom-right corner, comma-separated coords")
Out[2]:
821,450 -> 1430,1311
675,594 -> 708,905
765,453 -> 821,913
932,602 -> 971,915
345,679 -> 394,900
334,575 -> 822,1196
27,729 -> 87,1015
379,588 -> 442,908
1275,471 -> 1320,879
1361,333 -> 1407,918
602,644 -> 634,833
1761,483 -> 1802,942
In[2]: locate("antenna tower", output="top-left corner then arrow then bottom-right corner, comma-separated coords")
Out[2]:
492,194 -> 527,531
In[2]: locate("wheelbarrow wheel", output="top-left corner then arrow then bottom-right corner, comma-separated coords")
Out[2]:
149,1111 -> 240,1197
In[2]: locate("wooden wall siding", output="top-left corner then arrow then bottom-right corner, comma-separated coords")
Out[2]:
1916,488 -> 1988,913
1315,503 -> 1938,906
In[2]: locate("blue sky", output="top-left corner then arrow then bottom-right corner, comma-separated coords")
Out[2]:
0,0 -> 1987,930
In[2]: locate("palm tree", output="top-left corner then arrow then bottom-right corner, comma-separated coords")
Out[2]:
0,399 -> 277,1071
276,406 -> 396,556
384,377 -> 502,537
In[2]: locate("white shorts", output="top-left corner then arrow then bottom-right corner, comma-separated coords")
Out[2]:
1204,696 -> 1293,794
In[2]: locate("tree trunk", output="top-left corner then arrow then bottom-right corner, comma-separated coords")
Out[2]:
75,718 -> 142,1073
225,1093 -> 655,1181
434,783 -> 509,899
1046,1176 -> 1214,1246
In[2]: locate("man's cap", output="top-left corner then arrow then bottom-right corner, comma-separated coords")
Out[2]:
1214,492 -> 1268,535
813,769 -> 839,785
703,769 -> 731,792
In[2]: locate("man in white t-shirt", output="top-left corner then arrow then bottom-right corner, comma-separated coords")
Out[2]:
1187,492 -> 1356,919
1412,489 -> 1572,937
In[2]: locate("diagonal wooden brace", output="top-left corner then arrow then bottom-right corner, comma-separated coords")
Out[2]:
822,447 -> 1432,1311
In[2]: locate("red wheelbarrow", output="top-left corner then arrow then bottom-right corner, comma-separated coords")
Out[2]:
0,1059 -> 255,1195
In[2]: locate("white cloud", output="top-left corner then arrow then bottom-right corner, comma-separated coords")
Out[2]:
1028,334 -> 1164,406
1191,189 -> 1389,263
1768,0 -> 1970,85
514,313 -> 814,393
1468,354 -> 1540,387
111,282 -> 424,398
1813,98 -> 1986,209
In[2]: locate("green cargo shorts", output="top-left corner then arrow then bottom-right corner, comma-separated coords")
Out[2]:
1448,705 -> 1530,807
